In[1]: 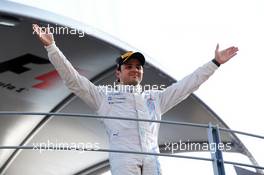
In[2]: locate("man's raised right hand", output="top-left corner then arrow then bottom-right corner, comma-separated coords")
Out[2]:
32,24 -> 54,46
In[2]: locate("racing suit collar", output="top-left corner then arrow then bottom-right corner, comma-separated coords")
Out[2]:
116,84 -> 142,93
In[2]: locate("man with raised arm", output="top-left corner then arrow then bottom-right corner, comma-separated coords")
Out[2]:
33,24 -> 238,175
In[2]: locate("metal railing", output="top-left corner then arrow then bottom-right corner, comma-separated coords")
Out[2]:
0,111 -> 263,175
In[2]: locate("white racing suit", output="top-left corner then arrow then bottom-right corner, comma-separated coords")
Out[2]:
45,43 -> 218,175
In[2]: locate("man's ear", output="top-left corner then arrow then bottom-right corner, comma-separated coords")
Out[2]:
115,69 -> 120,81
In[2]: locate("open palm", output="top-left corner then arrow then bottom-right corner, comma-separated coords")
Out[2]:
215,44 -> 239,64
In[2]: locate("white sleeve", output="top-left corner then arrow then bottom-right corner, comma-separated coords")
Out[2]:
158,61 -> 218,115
45,43 -> 104,112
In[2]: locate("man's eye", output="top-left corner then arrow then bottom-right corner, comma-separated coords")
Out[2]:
136,66 -> 142,70
126,65 -> 132,69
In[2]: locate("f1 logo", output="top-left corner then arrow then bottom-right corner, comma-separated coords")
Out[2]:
0,54 -> 50,74
0,54 -> 60,89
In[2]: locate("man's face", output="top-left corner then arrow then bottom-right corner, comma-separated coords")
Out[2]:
116,58 -> 144,85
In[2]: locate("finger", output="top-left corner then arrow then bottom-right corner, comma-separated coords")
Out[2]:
33,24 -> 43,37
228,47 -> 239,54
32,24 -> 37,29
224,47 -> 236,55
32,25 -> 41,36
226,46 -> 238,52
47,26 -> 51,34
32,24 -> 39,28
229,52 -> 237,59
32,24 -> 38,32
215,43 -> 219,52
233,47 -> 239,52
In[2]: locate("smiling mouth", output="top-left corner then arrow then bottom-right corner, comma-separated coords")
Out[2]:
130,75 -> 138,78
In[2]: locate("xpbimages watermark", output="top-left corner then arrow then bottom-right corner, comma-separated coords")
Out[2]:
97,82 -> 166,94
33,140 -> 100,153
163,140 -> 232,153
32,24 -> 85,38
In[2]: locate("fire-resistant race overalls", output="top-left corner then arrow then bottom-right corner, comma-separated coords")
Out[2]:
45,43 -> 218,175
